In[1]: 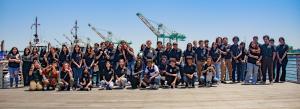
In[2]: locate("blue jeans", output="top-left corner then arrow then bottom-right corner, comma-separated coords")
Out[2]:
239,62 -> 246,81
8,67 -> 19,87
183,74 -> 197,85
127,60 -> 135,75
214,63 -> 221,80
72,67 -> 82,87
92,71 -> 100,86
245,63 -> 258,84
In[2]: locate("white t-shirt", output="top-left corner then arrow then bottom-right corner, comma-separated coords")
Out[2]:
144,65 -> 159,77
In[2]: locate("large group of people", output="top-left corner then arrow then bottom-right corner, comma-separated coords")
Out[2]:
5,35 -> 289,91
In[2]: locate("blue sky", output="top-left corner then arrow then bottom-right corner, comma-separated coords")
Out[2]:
0,0 -> 300,51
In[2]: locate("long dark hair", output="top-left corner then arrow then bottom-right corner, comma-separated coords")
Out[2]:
8,47 -> 19,55
31,47 -> 39,55
84,45 -> 93,57
72,44 -> 81,54
185,43 -> 193,51
23,47 -> 31,56
60,44 -> 69,55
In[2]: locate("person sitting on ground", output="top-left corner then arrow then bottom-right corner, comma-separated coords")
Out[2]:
42,62 -> 59,90
29,60 -> 43,91
200,57 -> 218,87
101,61 -> 114,90
141,59 -> 160,89
79,68 -> 92,91
114,59 -> 128,89
165,59 -> 180,88
182,56 -> 197,88
58,63 -> 74,91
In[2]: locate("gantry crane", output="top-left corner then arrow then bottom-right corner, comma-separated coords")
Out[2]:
88,23 -> 112,42
136,13 -> 186,45
88,23 -> 132,45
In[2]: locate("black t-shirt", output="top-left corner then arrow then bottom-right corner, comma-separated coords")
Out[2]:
98,49 -> 109,64
84,54 -> 94,67
238,48 -> 247,62
183,64 -> 197,75
113,50 -> 125,63
155,48 -> 165,64
276,44 -> 289,61
60,71 -> 71,82
169,48 -> 182,61
162,49 -> 171,60
80,74 -> 91,85
143,47 -> 156,61
59,52 -> 70,66
166,65 -> 179,75
247,48 -> 260,64
230,44 -> 240,57
103,68 -> 114,81
195,47 -> 208,61
202,64 -> 215,74
209,48 -> 220,62
125,51 -> 135,62
115,66 -> 127,78
261,44 -> 275,59
220,44 -> 231,59
7,53 -> 20,68
71,52 -> 83,68
47,53 -> 59,64
31,69 -> 43,82
183,50 -> 195,59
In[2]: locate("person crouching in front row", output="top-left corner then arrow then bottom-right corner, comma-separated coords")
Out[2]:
114,59 -> 128,89
58,63 -> 74,91
29,60 -> 43,91
79,68 -> 92,91
165,59 -> 180,88
100,61 -> 114,90
200,57 -> 218,87
42,62 -> 59,90
183,56 -> 197,88
141,59 -> 161,89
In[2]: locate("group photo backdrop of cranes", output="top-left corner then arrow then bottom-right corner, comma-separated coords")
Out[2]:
0,0 -> 300,51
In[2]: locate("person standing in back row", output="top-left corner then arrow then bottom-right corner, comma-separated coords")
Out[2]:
220,37 -> 232,83
275,37 -> 289,83
195,40 -> 208,85
261,35 -> 276,84
230,36 -> 241,83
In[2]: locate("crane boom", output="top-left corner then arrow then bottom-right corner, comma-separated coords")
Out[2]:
136,13 -> 161,37
88,23 -> 107,41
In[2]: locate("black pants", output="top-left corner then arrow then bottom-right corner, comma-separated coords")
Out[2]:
166,76 -> 178,86
276,60 -> 288,82
22,62 -> 31,86
262,57 -> 273,82
232,61 -> 241,82
272,59 -> 277,79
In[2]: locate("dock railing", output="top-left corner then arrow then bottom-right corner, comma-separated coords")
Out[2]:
286,53 -> 300,83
